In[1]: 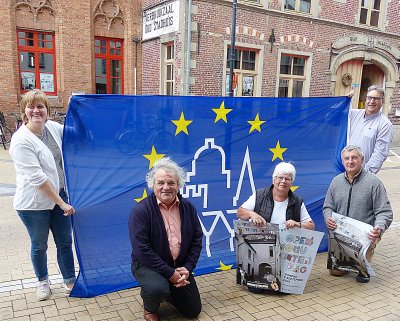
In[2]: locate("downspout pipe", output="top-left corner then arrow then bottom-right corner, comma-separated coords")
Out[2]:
133,36 -> 140,95
228,0 -> 237,97
185,0 -> 192,96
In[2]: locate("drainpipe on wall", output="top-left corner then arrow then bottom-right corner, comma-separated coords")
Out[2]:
185,0 -> 192,96
133,36 -> 140,95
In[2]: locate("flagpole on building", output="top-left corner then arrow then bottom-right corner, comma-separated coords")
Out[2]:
228,0 -> 237,97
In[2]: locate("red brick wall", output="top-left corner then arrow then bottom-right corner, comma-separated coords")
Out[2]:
0,0 -> 142,129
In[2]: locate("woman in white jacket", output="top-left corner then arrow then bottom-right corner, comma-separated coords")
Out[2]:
9,89 -> 76,301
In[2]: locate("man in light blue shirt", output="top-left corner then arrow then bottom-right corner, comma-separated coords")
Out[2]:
348,85 -> 394,174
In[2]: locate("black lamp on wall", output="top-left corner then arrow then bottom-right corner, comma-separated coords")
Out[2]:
269,29 -> 276,53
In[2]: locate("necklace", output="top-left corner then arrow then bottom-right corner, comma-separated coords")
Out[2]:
34,128 -> 46,140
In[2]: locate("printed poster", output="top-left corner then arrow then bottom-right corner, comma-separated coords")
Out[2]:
234,220 -> 323,294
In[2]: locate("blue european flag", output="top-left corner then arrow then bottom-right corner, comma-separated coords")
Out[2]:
63,95 -> 349,297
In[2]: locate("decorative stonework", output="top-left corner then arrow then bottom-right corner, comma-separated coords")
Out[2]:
94,0 -> 124,31
280,34 -> 313,48
225,26 -> 265,41
14,0 -> 55,22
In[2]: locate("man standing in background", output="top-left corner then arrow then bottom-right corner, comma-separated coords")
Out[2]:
348,85 -> 393,173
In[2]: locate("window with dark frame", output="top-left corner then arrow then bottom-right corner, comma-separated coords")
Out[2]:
17,30 -> 57,94
95,37 -> 124,94
225,47 -> 258,97
359,0 -> 381,27
278,54 -> 306,98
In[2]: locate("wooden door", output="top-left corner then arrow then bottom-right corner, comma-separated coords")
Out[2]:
334,60 -> 363,109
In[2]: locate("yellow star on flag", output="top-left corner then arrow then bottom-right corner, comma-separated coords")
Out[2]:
134,189 -> 148,203
247,113 -> 266,133
216,260 -> 233,271
212,101 -> 233,123
290,186 -> 299,192
143,145 -> 165,169
269,140 -> 287,161
171,111 -> 192,135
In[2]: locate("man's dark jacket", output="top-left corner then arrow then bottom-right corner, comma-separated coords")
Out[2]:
128,192 -> 203,279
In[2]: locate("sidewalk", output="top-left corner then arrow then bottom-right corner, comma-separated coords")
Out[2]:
1,147 -> 399,321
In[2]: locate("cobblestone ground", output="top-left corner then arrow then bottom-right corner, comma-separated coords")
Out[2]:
1,148 -> 399,321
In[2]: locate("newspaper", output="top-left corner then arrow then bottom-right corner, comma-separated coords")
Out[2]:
327,212 -> 375,276
234,220 -> 324,294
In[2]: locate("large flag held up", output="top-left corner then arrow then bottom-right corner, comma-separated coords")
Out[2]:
63,95 -> 350,297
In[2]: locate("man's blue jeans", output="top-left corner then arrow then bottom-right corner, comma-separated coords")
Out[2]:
17,190 -> 76,284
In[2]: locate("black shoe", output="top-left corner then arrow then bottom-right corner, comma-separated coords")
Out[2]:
356,272 -> 370,283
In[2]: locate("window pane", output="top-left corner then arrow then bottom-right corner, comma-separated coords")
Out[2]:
373,0 -> 380,10
166,82 -> 173,95
110,41 -> 115,54
361,0 -> 368,6
167,64 -> 173,81
111,78 -> 121,94
95,47 -> 100,54
280,55 -> 292,74
284,0 -> 296,10
18,31 -> 25,39
95,39 -> 100,46
370,11 -> 379,26
292,80 -> 303,97
292,57 -> 305,76
45,35 -> 52,41
95,77 -> 107,94
21,72 -> 36,90
39,53 -> 54,72
95,58 -> 107,76
19,39 -> 26,46
38,34 -> 45,41
111,60 -> 121,77
26,32 -> 34,46
20,52 -> 35,70
167,45 -> 174,60
299,0 -> 311,13
242,50 -> 256,71
116,49 -> 121,55
360,8 -> 368,24
242,76 -> 254,96
45,41 -> 53,49
278,79 -> 289,97
226,48 -> 233,68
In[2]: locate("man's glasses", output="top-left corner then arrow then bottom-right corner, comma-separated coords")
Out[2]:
366,96 -> 383,101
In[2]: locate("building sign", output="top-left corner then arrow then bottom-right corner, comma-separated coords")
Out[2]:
142,0 -> 180,41
332,34 -> 400,59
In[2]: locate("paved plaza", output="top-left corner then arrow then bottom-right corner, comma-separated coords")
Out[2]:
0,147 -> 399,321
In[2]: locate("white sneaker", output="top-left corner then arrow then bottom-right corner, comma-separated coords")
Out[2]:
36,280 -> 51,301
64,283 -> 73,297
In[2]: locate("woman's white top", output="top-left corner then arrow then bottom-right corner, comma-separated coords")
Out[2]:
241,192 -> 311,226
9,121 -> 64,210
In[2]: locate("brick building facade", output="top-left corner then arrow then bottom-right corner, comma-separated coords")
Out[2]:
1,0 -> 399,130
0,0 -> 142,128
142,0 -> 400,126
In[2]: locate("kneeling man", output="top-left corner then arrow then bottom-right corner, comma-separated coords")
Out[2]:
129,158 -> 203,320
323,145 -> 392,283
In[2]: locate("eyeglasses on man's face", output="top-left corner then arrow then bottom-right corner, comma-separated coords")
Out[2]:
366,96 -> 383,101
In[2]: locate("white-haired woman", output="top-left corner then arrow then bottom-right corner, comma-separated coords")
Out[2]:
237,162 -> 314,230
